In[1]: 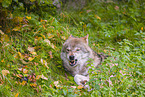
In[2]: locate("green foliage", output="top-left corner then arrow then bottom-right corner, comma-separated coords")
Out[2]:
0,0 -> 145,96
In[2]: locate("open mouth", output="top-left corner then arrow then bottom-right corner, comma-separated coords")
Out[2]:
69,59 -> 77,66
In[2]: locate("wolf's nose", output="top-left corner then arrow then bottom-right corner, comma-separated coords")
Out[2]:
69,55 -> 74,60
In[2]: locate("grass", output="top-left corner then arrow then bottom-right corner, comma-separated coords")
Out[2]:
0,0 -> 145,96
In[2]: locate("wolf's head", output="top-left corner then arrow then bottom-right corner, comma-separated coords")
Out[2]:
61,35 -> 92,67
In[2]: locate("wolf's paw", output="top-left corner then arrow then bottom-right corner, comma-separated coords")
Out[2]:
74,74 -> 89,86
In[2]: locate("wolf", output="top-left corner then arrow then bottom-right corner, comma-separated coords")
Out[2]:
61,35 -> 106,88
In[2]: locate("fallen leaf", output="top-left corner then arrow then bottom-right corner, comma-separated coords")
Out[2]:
31,52 -> 37,55
30,82 -> 37,87
40,34 -> 46,39
20,59 -> 30,64
23,69 -> 28,74
77,85 -> 84,89
15,92 -> 19,97
36,75 -> 41,80
1,59 -> 4,62
18,52 -> 22,58
12,27 -> 21,31
21,81 -> 27,86
41,74 -> 48,80
28,47 -> 35,52
44,61 -> 49,69
61,36 -> 66,40
26,16 -> 31,20
44,39 -> 50,45
49,51 -> 53,58
53,81 -> 60,88
0,30 -> 4,34
28,57 -> 35,61
95,15 -> 101,20
2,70 -> 10,78
141,27 -> 143,31
40,59 -> 49,69
47,33 -> 54,39
71,86 -> 76,89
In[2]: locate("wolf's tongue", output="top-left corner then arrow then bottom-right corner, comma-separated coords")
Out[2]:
70,60 -> 75,64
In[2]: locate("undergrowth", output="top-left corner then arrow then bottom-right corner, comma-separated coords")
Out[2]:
0,0 -> 145,96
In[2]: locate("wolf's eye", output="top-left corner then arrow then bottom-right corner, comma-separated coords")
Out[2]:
66,49 -> 70,52
76,49 -> 80,51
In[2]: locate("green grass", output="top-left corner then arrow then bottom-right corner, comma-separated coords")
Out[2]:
0,0 -> 145,96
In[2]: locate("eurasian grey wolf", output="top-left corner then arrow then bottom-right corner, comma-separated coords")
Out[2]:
61,35 -> 107,88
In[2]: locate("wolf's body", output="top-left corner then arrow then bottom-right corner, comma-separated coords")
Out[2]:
61,35 -> 106,86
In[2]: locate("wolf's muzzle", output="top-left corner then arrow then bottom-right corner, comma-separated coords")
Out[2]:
69,55 -> 77,66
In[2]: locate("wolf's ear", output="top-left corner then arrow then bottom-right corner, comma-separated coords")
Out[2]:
82,34 -> 89,44
69,35 -> 74,38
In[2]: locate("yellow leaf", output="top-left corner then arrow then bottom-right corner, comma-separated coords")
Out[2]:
15,92 -> 19,97
12,27 -> 21,31
47,33 -> 54,39
61,36 -> 66,40
23,69 -> 28,74
26,16 -> 31,20
17,17 -> 23,22
1,59 -> 4,62
77,85 -> 84,89
141,27 -> 143,31
21,81 -> 27,86
1,34 -> 9,42
36,75 -> 41,80
95,15 -> 101,20
30,82 -> 37,87
31,52 -> 37,55
30,0 -> 35,2
6,28 -> 11,33
18,52 -> 22,58
40,34 -> 46,39
28,57 -> 34,61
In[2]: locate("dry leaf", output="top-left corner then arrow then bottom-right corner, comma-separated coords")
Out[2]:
40,59 -> 49,69
77,85 -> 84,89
18,52 -> 22,58
71,86 -> 76,89
28,47 -> 35,52
21,81 -> 27,86
1,59 -> 4,62
44,39 -> 51,45
2,70 -> 10,78
15,92 -> 19,97
28,57 -> 34,61
53,81 -> 60,88
41,74 -> 48,80
61,36 -> 66,40
36,75 -> 41,80
23,69 -> 28,74
0,30 -> 4,35
49,51 -> 53,58
20,59 -> 30,64
26,16 -> 31,20
44,61 -> 49,69
12,27 -> 21,31
47,33 -> 54,39
30,82 -> 37,87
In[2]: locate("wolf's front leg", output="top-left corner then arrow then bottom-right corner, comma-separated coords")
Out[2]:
74,74 -> 90,89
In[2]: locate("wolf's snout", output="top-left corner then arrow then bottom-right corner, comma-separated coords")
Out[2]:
69,55 -> 74,60
69,55 -> 77,66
